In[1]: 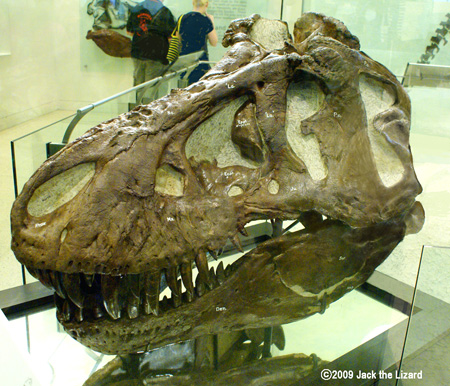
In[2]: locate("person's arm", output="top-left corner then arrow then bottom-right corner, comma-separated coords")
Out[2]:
206,13 -> 218,47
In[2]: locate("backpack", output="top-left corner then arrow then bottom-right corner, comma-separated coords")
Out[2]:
127,6 -> 176,63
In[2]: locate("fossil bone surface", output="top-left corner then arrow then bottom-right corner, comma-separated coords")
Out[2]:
11,13 -> 424,356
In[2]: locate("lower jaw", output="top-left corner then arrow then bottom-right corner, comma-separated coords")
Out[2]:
60,269 -> 323,355
37,218 -> 406,355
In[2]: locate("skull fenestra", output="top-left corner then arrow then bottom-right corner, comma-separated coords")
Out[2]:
11,13 -> 424,355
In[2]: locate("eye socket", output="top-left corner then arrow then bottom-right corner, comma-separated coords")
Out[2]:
27,163 -> 96,217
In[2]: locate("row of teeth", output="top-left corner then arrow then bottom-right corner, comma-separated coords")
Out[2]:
27,251 -> 238,323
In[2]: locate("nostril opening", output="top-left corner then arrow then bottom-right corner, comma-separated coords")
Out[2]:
27,162 -> 96,217
257,81 -> 265,89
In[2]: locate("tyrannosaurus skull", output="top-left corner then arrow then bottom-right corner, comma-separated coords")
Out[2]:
11,13 -> 424,355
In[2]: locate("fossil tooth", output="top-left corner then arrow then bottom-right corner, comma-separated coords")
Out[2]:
83,273 -> 95,287
225,264 -> 234,277
127,302 -> 139,319
207,249 -> 218,260
127,275 -> 141,319
173,281 -> 182,308
75,307 -> 84,322
127,294 -> 140,319
49,271 -> 67,299
37,269 -> 53,289
101,275 -> 122,320
273,325 -> 286,351
93,298 -> 105,319
93,307 -> 104,319
26,267 -> 38,279
143,271 -> 160,316
180,263 -> 194,302
166,267 -> 181,296
238,226 -> 249,237
216,261 -> 225,285
62,273 -> 84,308
229,234 -> 244,253
195,274 -> 206,297
34,268 -> 43,280
84,293 -> 105,319
54,293 -> 64,315
195,250 -> 212,289
128,274 -> 141,297
62,300 -> 72,322
320,293 -> 328,315
209,267 -> 219,288
165,267 -> 181,307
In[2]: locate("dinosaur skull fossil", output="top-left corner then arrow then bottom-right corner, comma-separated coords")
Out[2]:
11,13 -> 424,355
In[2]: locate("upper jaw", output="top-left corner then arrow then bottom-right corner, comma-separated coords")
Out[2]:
25,222 -> 245,325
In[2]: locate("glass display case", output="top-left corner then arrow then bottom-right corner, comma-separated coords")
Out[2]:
2,1 -> 450,385
399,246 -> 450,381
4,244 -> 449,385
11,56 -> 201,194
2,235 -> 421,386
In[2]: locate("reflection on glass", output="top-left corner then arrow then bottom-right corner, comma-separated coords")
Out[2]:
302,0 -> 450,76
399,246 -> 450,383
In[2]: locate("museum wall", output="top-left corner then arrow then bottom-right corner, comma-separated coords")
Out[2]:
2,0 -> 450,133
0,1 -> 133,132
0,0 -> 288,132
0,1 -> 60,131
55,2 -> 135,109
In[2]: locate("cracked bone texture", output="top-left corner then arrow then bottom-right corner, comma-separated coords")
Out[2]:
10,13 -> 424,355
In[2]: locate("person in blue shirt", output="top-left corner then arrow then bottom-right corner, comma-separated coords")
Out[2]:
179,0 -> 218,85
